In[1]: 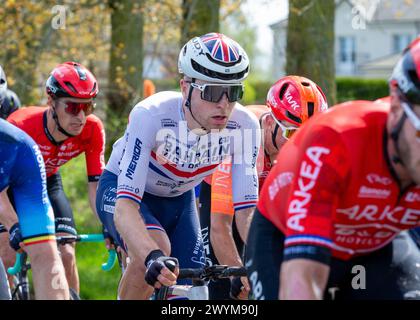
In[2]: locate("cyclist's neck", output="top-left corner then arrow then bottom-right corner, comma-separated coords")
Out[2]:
260,113 -> 277,164
45,108 -> 69,144
182,103 -> 210,136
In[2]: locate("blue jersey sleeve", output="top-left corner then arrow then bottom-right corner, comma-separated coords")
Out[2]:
0,120 -> 55,244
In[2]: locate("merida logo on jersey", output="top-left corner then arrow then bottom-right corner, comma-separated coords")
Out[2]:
287,146 -> 331,232
125,138 -> 142,180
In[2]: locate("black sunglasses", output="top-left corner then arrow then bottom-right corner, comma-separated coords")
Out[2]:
189,82 -> 244,103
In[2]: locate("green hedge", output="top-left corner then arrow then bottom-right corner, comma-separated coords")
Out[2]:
150,77 -> 389,106
336,77 -> 388,103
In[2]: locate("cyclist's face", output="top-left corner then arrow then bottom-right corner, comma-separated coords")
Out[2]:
263,114 -> 289,159
52,97 -> 92,136
399,103 -> 420,184
181,79 -> 236,130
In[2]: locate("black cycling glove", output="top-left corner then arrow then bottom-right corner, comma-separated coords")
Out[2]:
9,223 -> 23,251
144,249 -> 178,287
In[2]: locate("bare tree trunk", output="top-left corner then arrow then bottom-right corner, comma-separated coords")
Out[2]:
286,0 -> 336,105
181,0 -> 220,47
107,0 -> 144,154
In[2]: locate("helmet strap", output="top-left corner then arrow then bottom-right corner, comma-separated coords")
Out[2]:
271,123 -> 280,150
390,112 -> 407,165
185,78 -> 209,132
52,105 -> 76,138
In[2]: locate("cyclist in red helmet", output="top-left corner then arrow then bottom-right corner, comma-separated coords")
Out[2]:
0,62 -> 105,296
198,76 -> 328,300
245,37 -> 420,300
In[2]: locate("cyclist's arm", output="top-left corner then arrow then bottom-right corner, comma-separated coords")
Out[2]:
114,198 -> 160,261
209,158 -> 243,265
279,259 -> 330,299
235,207 -> 255,243
85,116 -> 106,221
0,188 -> 18,230
231,112 -> 261,243
211,213 -> 243,266
88,181 -> 100,220
113,106 -> 159,263
277,127 -> 350,299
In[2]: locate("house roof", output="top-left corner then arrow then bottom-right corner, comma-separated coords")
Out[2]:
358,52 -> 400,71
348,0 -> 420,22
270,0 -> 420,29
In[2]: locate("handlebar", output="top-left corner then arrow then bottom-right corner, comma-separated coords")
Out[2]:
7,252 -> 23,276
7,234 -> 117,275
177,265 -> 247,281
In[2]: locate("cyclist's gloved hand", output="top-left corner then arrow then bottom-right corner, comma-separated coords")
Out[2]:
9,223 -> 23,252
144,249 -> 178,288
230,276 -> 250,300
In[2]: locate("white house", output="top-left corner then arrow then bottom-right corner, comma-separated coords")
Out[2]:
270,0 -> 420,79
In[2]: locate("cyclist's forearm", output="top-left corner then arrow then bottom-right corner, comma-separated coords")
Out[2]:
235,207 -> 255,243
88,182 -> 100,221
26,242 -> 70,300
0,189 -> 18,230
279,259 -> 329,300
210,214 -> 243,266
114,198 -> 159,262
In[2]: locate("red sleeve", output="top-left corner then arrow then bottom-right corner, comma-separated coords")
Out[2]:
85,116 -> 105,181
283,126 -> 350,252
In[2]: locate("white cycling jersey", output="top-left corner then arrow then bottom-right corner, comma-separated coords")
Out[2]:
106,91 -> 261,211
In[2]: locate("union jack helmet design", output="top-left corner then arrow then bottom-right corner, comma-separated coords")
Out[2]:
178,32 -> 249,83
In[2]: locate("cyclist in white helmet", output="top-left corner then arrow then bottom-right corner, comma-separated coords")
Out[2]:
0,65 -> 8,105
95,33 -> 261,299
0,65 -> 21,120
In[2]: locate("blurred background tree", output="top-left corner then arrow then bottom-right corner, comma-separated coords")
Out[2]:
286,0 -> 336,105
180,0 -> 220,47
106,0 -> 144,153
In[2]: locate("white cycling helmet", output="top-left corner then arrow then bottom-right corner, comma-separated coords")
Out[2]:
178,32 -> 250,83
0,65 -> 7,103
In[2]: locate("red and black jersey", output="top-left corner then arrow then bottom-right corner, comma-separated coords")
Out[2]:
258,100 -> 420,261
8,106 -> 105,181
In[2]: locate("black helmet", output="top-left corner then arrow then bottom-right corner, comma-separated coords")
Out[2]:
0,89 -> 21,119
390,37 -> 420,104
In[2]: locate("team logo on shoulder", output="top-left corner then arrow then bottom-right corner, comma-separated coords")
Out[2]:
226,120 -> 240,129
405,192 -> 420,203
366,173 -> 392,186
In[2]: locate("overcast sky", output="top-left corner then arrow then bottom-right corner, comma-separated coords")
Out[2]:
242,0 -> 289,75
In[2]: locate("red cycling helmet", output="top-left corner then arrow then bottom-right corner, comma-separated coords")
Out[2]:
390,36 -> 420,104
46,61 -> 98,99
266,75 -> 328,127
